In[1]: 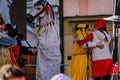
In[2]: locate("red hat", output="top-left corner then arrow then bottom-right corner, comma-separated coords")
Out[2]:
94,18 -> 106,29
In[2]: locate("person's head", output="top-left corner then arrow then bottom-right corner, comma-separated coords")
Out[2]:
94,18 -> 109,41
4,24 -> 13,31
0,64 -> 26,80
74,23 -> 90,39
4,24 -> 14,34
0,13 -> 5,31
94,18 -> 106,30
51,74 -> 71,80
7,29 -> 18,39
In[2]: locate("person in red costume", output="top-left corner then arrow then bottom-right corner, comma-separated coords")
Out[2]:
7,28 -> 20,67
76,18 -> 113,80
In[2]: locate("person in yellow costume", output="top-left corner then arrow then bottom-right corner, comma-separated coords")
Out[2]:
68,24 -> 103,80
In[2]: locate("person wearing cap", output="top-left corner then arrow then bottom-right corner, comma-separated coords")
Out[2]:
0,13 -> 17,68
68,24 -> 103,80
0,14 -> 17,46
76,19 -> 113,80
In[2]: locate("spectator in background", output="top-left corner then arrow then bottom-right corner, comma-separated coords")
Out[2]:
0,13 -> 17,68
4,23 -> 13,34
0,14 -> 16,46
4,23 -> 37,67
5,26 -> 20,67
16,33 -> 37,55
4,24 -> 37,55
0,64 -> 26,80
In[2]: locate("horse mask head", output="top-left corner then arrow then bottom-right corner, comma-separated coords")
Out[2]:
26,0 -> 54,23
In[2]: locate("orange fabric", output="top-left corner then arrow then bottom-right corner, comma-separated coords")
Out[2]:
92,59 -> 113,77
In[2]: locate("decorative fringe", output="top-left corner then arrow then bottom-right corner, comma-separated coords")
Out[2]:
35,21 -> 55,36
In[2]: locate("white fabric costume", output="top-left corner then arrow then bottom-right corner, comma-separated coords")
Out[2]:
33,1 -> 61,80
36,23 -> 61,80
92,30 -> 112,61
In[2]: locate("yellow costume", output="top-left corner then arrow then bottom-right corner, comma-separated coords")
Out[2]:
68,24 -> 92,80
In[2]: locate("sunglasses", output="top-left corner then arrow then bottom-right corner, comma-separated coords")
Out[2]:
74,27 -> 82,31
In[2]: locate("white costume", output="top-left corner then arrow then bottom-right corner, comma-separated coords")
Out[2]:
92,30 -> 112,61
31,1 -> 62,80
36,23 -> 61,80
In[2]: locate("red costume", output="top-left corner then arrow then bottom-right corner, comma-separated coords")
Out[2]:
9,44 -> 20,67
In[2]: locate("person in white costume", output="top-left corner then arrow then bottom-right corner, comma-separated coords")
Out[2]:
26,0 -> 61,80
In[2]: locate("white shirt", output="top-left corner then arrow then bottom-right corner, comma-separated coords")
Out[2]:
92,30 -> 112,61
